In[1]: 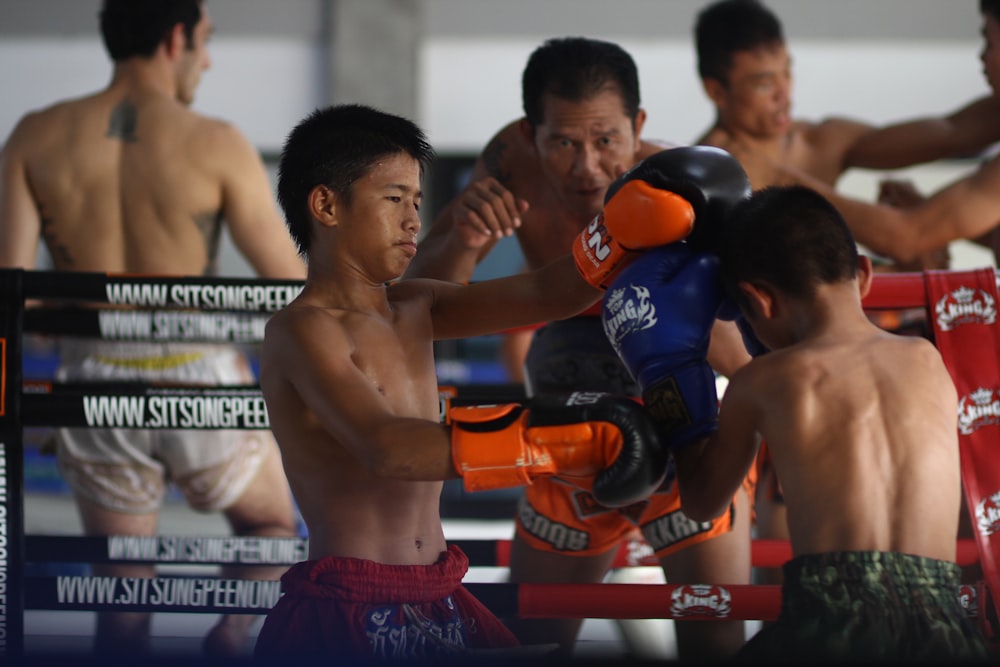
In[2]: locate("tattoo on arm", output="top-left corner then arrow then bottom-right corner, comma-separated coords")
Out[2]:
106,99 -> 139,143
482,138 -> 512,186
39,206 -> 74,268
193,210 -> 223,275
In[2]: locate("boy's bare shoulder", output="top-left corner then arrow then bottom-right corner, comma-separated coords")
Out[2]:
265,303 -> 346,345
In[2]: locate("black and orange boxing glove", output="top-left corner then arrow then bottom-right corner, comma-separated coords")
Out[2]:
449,392 -> 668,508
573,145 -> 752,289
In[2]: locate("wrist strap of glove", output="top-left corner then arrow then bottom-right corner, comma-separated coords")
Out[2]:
641,362 -> 719,450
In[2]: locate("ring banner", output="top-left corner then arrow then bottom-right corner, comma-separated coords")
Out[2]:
0,270 -> 25,658
26,535 -> 309,565
26,575 -> 283,615
21,382 -> 269,430
23,307 -> 271,343
20,382 -> 531,430
925,268 -> 1000,635
20,270 -> 304,313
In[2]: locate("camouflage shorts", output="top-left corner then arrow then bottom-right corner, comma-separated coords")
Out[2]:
741,551 -> 987,662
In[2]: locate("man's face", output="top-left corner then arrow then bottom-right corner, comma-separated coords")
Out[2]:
530,87 -> 643,220
712,43 -> 792,139
176,7 -> 214,106
981,13 -> 1000,98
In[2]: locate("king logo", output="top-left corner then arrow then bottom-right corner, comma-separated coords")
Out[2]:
670,584 -> 732,619
935,285 -> 996,331
958,585 -> 978,618
602,284 -> 657,355
957,387 -> 1000,435
976,489 -> 1000,538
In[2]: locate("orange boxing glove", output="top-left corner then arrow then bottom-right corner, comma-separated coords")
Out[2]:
573,180 -> 694,290
449,392 -> 668,508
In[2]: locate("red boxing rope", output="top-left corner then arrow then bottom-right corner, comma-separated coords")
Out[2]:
861,271 -> 931,310
469,537 -> 980,570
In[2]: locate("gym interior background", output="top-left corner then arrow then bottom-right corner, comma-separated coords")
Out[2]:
3,0 -> 997,506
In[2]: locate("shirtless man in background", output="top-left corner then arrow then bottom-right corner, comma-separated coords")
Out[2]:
692,0 -> 970,265
0,0 -> 305,656
406,36 -> 754,659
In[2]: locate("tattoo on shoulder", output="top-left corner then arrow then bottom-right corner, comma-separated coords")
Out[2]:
193,210 -> 223,275
482,138 -> 512,185
38,207 -> 74,268
106,99 -> 139,143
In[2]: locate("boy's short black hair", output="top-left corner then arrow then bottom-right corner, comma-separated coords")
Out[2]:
719,185 -> 859,312
277,104 -> 434,255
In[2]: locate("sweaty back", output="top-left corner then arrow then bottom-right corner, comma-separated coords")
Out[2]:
22,89 -> 228,275
760,331 -> 961,562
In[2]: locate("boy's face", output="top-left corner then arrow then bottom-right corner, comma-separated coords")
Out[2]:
528,87 -> 644,221
709,43 -> 792,139
339,153 -> 423,281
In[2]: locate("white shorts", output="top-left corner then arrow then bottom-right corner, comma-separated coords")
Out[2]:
54,340 -> 270,514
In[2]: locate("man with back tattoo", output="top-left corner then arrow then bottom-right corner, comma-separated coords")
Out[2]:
0,0 -> 305,657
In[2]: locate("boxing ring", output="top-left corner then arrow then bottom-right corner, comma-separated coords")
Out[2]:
0,267 -> 997,659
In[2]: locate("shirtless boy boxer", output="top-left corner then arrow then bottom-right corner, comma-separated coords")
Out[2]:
252,104 -> 743,660
692,0 -> 1000,582
405,36 -> 754,659
643,185 -> 986,661
0,0 -> 306,656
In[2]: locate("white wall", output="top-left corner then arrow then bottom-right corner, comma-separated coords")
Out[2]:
2,8 -> 996,272
0,37 -> 324,154
420,37 -> 987,152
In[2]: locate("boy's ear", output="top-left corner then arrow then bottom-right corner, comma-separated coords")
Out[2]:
308,185 -> 338,228
738,280 -> 776,319
857,255 -> 874,299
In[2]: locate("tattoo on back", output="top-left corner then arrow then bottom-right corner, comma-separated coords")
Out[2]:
193,210 -> 223,275
482,137 -> 511,185
38,205 -> 74,268
107,99 -> 139,143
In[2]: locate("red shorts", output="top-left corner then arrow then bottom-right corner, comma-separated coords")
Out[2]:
516,467 -> 757,558
255,545 -> 519,659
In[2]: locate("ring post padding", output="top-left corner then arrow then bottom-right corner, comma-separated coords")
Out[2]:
0,269 -> 25,659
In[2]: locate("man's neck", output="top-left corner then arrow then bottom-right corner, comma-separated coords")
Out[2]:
108,57 -> 177,100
